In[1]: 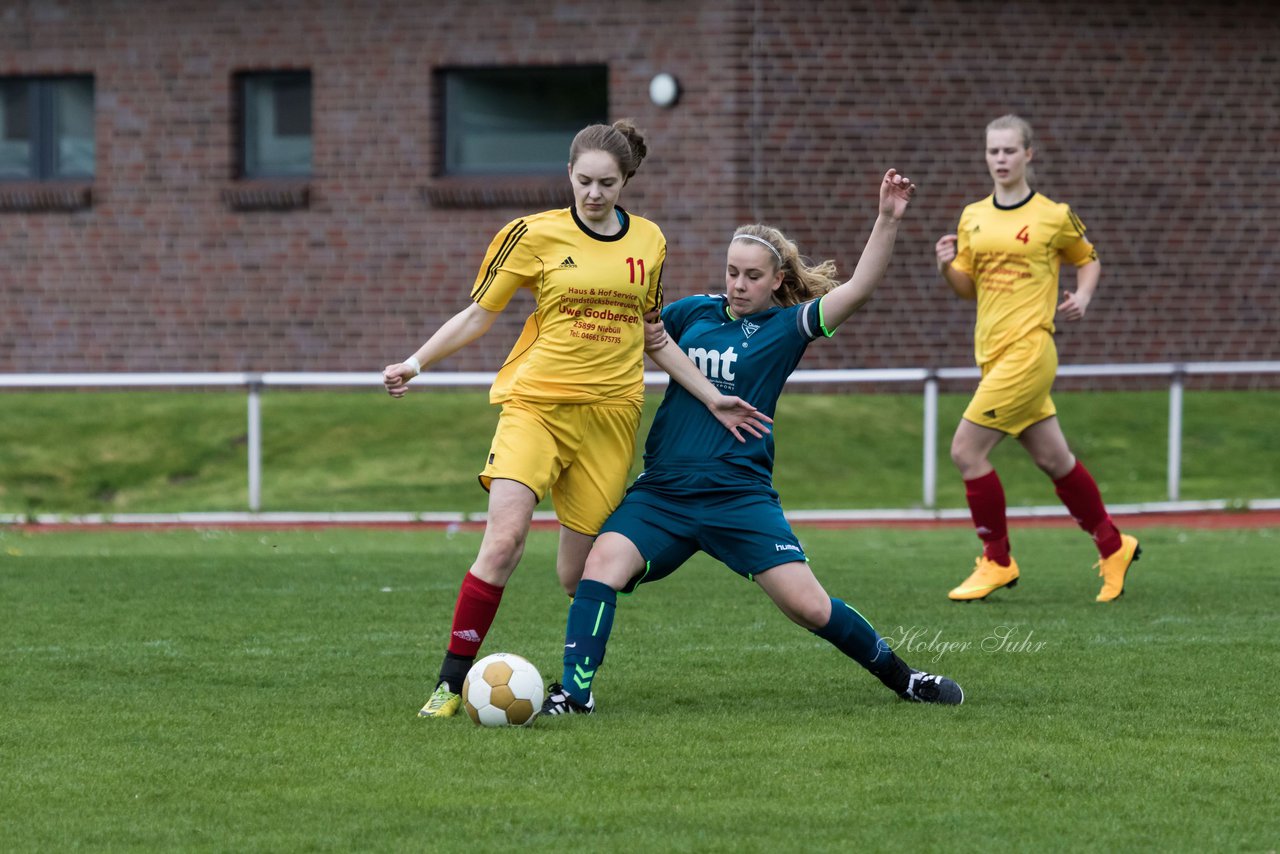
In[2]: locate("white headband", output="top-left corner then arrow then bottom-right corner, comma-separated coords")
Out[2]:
734,233 -> 783,264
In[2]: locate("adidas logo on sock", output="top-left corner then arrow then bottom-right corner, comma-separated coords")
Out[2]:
452,629 -> 481,642
559,256 -> 577,268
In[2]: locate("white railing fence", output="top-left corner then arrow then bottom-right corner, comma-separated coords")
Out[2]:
4,362 -> 1279,513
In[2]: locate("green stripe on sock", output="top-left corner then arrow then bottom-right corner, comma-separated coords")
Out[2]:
592,602 -> 606,635
841,600 -> 889,665
842,600 -> 875,632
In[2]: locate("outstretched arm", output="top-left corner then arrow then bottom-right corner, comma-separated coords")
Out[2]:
818,169 -> 916,329
383,302 -> 500,398
646,332 -> 772,443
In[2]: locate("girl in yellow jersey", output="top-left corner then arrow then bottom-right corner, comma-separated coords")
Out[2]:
383,121 -> 771,717
935,114 -> 1140,604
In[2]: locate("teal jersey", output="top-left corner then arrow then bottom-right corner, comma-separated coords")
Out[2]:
637,294 -> 826,490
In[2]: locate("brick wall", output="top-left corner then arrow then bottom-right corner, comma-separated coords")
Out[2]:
2,0 -> 1277,388
743,0 -> 1280,393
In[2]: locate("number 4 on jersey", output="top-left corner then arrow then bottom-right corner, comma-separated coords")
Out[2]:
1015,226 -> 1030,244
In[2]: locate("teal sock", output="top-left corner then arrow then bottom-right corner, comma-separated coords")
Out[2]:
562,579 -> 617,704
812,597 -> 892,673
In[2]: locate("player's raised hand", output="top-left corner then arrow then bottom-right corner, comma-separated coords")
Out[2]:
383,362 -> 416,398
880,169 -> 915,220
709,395 -> 773,443
935,234 -> 958,273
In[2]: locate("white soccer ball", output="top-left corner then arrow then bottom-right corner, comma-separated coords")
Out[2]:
463,652 -> 544,727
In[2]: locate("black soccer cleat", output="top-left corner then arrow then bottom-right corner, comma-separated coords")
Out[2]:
899,670 -> 964,705
540,681 -> 596,716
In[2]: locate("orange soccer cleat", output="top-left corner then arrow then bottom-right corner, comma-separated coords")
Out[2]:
948,556 -> 1020,602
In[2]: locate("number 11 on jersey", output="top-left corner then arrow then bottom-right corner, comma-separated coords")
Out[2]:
626,257 -> 646,283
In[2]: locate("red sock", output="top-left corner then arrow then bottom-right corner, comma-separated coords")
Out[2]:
965,470 -> 1011,566
446,572 -> 505,658
1053,461 -> 1122,557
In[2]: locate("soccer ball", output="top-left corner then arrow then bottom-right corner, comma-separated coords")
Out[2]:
463,652 -> 544,727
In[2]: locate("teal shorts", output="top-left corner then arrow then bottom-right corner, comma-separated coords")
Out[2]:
599,478 -> 807,591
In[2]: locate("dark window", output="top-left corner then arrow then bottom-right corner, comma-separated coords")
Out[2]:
0,76 -> 94,181
440,66 -> 607,176
238,71 -> 312,178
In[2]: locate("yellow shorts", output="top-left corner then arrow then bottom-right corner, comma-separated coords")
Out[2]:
963,328 -> 1058,437
479,398 -> 642,535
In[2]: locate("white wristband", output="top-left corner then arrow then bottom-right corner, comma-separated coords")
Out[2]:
403,355 -> 422,376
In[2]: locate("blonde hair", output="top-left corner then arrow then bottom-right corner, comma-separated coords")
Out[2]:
986,113 -> 1034,149
731,224 -> 841,308
569,119 -> 648,184
986,114 -> 1036,184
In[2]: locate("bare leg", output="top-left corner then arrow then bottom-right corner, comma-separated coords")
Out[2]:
950,418 -> 1006,480
468,478 -> 539,586
555,526 -> 597,597
581,532 -> 648,589
1016,416 -> 1075,480
753,561 -> 832,629
425,479 -> 539,705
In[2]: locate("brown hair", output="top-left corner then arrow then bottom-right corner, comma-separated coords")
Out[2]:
731,224 -> 842,308
569,119 -> 648,184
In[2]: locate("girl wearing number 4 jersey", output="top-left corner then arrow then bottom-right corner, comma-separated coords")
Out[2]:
541,170 -> 965,717
383,121 -> 771,719
936,114 -> 1140,604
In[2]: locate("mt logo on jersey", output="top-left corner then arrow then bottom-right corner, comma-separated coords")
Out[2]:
686,345 -> 739,381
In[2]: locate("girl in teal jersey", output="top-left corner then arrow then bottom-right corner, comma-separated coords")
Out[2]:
541,170 -> 966,715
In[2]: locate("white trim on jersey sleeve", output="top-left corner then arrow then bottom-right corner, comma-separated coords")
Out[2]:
799,297 -> 827,339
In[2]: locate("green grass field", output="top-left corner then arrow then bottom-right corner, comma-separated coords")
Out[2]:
1,389 -> 1278,515
2,525 -> 1277,851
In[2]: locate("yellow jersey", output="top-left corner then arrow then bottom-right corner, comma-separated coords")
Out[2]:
470,206 -> 665,405
951,191 -> 1096,366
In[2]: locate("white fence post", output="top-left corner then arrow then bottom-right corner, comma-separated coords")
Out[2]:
1168,367 -> 1184,502
247,376 -> 263,513
923,373 -> 938,509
